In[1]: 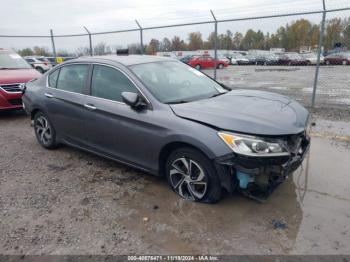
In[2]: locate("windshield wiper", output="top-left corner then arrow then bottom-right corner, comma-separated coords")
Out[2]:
167,100 -> 190,104
210,92 -> 227,98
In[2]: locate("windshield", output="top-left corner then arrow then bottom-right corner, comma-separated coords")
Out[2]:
130,61 -> 227,104
0,51 -> 32,69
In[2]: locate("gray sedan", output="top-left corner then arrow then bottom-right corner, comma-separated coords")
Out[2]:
22,55 -> 310,203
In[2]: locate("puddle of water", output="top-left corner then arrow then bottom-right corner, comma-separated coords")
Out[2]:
334,98 -> 350,105
265,86 -> 289,90
117,136 -> 350,254
255,68 -> 300,72
291,137 -> 350,254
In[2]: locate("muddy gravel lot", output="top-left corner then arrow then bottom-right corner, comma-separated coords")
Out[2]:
205,65 -> 350,121
1,66 -> 350,255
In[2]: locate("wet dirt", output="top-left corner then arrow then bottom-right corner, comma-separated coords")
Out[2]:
1,110 -> 350,255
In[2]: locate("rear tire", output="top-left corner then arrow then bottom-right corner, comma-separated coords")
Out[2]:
165,147 -> 222,203
342,60 -> 348,65
217,63 -> 224,69
34,112 -> 58,149
326,60 -> 330,65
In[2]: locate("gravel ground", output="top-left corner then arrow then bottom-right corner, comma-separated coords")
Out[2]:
1,65 -> 350,255
204,65 -> 350,121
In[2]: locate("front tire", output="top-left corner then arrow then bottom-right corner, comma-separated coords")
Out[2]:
165,147 -> 222,203
34,112 -> 58,149
195,64 -> 201,70
217,63 -> 224,69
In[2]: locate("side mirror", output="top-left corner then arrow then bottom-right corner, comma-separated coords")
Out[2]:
121,92 -> 147,109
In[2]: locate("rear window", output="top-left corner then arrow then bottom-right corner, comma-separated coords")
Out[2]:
0,51 -> 32,69
56,64 -> 89,94
48,69 -> 60,88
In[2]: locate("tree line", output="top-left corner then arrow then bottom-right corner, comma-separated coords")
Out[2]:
145,17 -> 350,53
16,17 -> 350,57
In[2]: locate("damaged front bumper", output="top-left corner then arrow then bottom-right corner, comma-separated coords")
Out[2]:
215,134 -> 310,202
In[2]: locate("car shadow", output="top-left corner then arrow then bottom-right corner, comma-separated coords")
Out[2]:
0,109 -> 27,120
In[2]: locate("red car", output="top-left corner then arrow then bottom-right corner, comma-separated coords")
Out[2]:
0,49 -> 41,111
188,56 -> 228,70
324,52 -> 350,65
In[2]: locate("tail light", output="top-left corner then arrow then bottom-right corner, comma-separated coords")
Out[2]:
44,62 -> 48,65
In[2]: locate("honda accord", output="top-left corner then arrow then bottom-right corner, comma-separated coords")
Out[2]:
22,55 -> 310,203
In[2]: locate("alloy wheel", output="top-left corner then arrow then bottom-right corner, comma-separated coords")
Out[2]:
169,157 -> 208,201
35,116 -> 52,146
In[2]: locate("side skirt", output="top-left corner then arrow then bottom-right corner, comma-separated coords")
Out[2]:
61,139 -> 152,174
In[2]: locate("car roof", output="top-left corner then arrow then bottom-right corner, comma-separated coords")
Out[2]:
73,55 -> 174,66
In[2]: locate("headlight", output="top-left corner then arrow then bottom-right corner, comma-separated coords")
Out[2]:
218,132 -> 289,157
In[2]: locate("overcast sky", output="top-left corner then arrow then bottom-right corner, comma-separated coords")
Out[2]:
1,0 -> 349,51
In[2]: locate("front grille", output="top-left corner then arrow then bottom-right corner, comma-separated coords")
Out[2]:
8,98 -> 22,105
0,83 -> 22,93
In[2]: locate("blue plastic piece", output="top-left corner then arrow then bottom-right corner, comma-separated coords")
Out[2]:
236,171 -> 253,189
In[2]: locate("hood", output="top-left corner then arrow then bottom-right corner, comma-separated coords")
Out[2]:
0,69 -> 41,85
170,90 -> 309,136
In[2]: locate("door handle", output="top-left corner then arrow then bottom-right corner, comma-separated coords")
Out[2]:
44,93 -> 54,98
84,104 -> 96,110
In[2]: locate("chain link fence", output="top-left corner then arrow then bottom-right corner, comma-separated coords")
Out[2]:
1,0 -> 350,109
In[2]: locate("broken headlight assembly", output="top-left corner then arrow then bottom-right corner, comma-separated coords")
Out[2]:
218,132 -> 290,157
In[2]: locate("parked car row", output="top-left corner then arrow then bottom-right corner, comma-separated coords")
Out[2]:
180,55 -> 229,70
23,55 -> 78,73
188,51 -> 349,66
323,52 -> 350,65
24,56 -> 52,73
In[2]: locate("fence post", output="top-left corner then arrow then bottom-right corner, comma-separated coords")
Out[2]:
135,20 -> 143,54
50,29 -> 57,64
210,10 -> 218,80
311,0 -> 327,107
84,26 -> 93,56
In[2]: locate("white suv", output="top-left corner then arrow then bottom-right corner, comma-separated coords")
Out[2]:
24,56 -> 52,73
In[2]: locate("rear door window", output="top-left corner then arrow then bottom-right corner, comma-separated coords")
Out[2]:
56,64 -> 89,94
